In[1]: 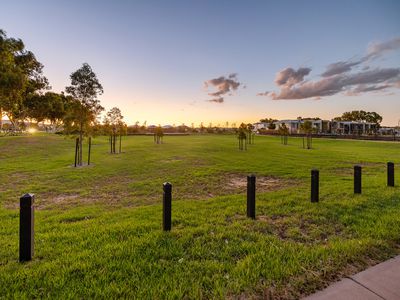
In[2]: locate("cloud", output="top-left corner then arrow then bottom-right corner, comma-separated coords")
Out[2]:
366,37 -> 400,59
207,97 -> 224,103
320,37 -> 400,77
269,68 -> 400,100
264,37 -> 400,100
204,73 -> 241,103
346,84 -> 392,96
321,60 -> 363,77
275,67 -> 311,87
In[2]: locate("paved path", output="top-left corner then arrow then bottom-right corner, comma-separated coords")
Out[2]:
304,255 -> 400,300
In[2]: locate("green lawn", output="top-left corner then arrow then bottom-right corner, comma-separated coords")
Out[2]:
0,134 -> 399,299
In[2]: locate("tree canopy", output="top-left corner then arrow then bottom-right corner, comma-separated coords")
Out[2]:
65,63 -> 104,165
0,29 -> 49,130
334,110 -> 383,124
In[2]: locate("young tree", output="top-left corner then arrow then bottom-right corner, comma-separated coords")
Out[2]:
246,123 -> 255,144
105,107 -> 125,153
278,123 -> 289,145
65,63 -> 104,166
154,125 -> 164,144
300,120 -> 313,149
237,123 -> 248,150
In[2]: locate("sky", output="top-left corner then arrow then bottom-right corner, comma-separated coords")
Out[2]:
1,0 -> 400,126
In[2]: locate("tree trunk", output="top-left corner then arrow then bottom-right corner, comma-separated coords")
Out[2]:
113,133 -> 116,153
79,123 -> 83,166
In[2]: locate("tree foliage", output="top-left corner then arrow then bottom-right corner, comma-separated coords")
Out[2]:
154,125 -> 164,144
259,117 -> 277,123
237,123 -> 247,150
299,120 -> 313,149
278,123 -> 289,145
334,110 -> 383,125
0,29 -> 49,131
65,63 -> 104,166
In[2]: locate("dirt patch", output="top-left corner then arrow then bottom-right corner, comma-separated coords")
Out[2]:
60,215 -> 94,223
226,175 -> 291,192
253,214 -> 350,244
163,156 -> 184,163
2,173 -> 297,210
330,161 -> 385,176
34,194 -> 83,209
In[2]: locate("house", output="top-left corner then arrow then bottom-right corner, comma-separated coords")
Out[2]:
273,120 -> 301,134
378,127 -> 400,136
253,122 -> 271,131
272,119 -> 331,134
254,118 -> 379,135
330,121 -> 377,134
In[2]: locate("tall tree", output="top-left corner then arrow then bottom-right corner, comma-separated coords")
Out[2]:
65,63 -> 104,166
0,29 -> 48,131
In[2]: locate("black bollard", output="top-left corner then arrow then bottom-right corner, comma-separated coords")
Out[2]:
20,194 -> 34,262
387,162 -> 394,187
354,165 -> 362,194
247,175 -> 256,219
311,169 -> 319,202
88,137 -> 92,165
163,182 -> 172,231
74,137 -> 79,167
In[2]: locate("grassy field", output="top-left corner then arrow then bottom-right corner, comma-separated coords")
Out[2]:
0,134 -> 399,299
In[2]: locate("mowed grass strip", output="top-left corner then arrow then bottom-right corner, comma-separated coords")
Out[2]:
0,134 -> 399,298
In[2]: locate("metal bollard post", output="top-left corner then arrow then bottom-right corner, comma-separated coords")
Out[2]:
354,165 -> 362,194
20,194 -> 34,262
387,162 -> 394,187
311,169 -> 319,202
247,175 -> 256,219
163,182 -> 172,231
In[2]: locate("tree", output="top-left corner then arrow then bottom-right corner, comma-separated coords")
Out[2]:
65,63 -> 104,166
246,123 -> 255,144
334,110 -> 382,125
300,120 -> 313,149
334,110 -> 383,134
237,123 -> 247,150
278,123 -> 289,145
104,107 -> 125,153
0,29 -> 48,132
154,125 -> 164,144
260,117 -> 278,124
24,92 -> 65,130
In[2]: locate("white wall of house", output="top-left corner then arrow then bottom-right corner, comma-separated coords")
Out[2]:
254,119 -> 378,135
